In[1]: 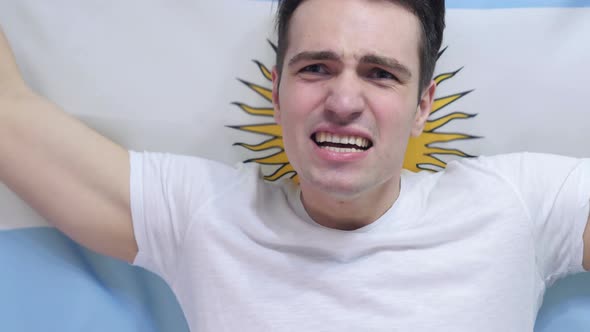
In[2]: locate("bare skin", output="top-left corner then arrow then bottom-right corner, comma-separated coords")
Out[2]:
0,27 -> 137,263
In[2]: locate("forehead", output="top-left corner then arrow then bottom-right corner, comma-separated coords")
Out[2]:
286,0 -> 421,71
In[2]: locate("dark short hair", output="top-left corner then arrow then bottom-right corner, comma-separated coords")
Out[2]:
275,0 -> 446,95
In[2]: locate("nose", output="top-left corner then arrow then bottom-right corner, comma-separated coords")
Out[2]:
324,71 -> 366,124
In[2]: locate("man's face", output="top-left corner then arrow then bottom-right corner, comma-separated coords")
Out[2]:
272,0 -> 435,199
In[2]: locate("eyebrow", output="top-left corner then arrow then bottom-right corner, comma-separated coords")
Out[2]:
287,50 -> 412,81
359,54 -> 412,81
287,51 -> 340,67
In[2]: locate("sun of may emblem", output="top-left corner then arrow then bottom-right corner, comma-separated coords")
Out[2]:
230,42 -> 477,182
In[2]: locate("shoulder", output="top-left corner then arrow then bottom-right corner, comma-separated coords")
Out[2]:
447,152 -> 583,172
400,153 -> 552,204
129,150 -> 270,200
130,150 -> 260,177
423,152 -> 590,209
438,152 -> 584,183
402,154 -> 526,188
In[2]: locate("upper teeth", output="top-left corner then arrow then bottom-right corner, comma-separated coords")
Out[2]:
315,132 -> 370,148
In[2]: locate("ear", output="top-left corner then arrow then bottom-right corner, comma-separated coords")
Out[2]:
272,66 -> 281,123
411,80 -> 437,137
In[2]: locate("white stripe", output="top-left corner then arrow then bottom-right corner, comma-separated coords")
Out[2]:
438,8 -> 590,158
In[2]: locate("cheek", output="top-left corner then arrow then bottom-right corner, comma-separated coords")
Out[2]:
367,93 -> 416,135
278,80 -> 327,124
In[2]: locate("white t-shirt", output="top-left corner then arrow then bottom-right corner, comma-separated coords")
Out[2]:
130,151 -> 589,332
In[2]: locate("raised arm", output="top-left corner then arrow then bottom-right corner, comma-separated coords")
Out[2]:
0,27 -> 137,262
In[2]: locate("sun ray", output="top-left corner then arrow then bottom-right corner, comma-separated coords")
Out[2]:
233,137 -> 284,152
265,164 -> 297,181
434,67 -> 462,86
232,102 -> 274,117
424,147 -> 474,157
419,156 -> 447,169
431,91 -> 473,115
245,151 -> 290,165
267,40 -> 278,53
228,123 -> 282,137
425,112 -> 476,131
437,46 -> 448,60
238,79 -> 273,102
253,60 -> 273,81
231,44 -> 478,180
421,131 -> 476,144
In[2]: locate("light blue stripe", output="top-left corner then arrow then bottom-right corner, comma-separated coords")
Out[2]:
253,0 -> 590,8
446,0 -> 590,8
1,227 -> 590,330
0,227 -> 189,332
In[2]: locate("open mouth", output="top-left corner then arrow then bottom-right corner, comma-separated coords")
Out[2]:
311,132 -> 373,153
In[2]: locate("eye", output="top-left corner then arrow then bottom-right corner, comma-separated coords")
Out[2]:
368,68 -> 397,81
300,64 -> 328,75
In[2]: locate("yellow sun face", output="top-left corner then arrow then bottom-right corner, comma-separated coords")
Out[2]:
231,44 -> 476,181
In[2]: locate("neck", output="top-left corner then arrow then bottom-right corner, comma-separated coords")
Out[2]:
299,177 -> 401,231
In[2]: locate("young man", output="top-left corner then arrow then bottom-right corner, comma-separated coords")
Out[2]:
0,0 -> 589,331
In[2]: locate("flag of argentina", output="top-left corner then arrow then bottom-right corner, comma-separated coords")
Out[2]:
0,0 -> 589,331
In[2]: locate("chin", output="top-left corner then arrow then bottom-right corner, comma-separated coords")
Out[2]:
301,170 -> 370,199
